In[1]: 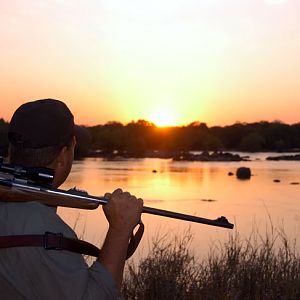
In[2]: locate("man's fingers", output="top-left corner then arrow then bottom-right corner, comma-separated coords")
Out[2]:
103,189 -> 144,232
112,188 -> 123,195
109,189 -> 142,206
104,193 -> 112,199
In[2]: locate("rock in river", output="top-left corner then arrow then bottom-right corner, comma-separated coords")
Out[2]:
236,167 -> 251,179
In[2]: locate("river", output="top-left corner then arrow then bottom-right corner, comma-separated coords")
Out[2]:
58,152 -> 300,259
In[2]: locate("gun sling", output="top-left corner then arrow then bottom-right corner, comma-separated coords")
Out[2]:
0,222 -> 144,260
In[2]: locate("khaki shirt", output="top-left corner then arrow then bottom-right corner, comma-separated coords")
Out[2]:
0,201 -> 119,299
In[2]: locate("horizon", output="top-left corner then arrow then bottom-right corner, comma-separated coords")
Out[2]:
1,1 -> 299,127
1,114 -> 299,128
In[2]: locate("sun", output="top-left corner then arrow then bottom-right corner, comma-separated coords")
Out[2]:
150,110 -> 177,127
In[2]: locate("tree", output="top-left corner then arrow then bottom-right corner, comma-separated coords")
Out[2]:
239,132 -> 266,152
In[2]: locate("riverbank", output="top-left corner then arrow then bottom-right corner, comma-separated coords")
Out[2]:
77,149 -> 300,162
79,150 -> 250,162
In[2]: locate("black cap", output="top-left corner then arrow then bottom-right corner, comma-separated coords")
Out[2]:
8,99 -> 75,149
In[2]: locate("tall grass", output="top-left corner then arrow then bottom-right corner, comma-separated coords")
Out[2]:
122,226 -> 300,300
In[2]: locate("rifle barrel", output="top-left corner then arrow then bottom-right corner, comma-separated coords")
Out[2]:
142,206 -> 234,229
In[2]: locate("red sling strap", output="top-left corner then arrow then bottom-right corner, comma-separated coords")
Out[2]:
0,223 -> 144,260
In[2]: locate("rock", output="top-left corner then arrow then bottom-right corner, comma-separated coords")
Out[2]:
290,182 -> 299,185
173,151 -> 246,162
273,179 -> 280,183
152,169 -> 157,173
201,199 -> 217,202
266,154 -> 300,161
236,167 -> 251,179
228,172 -> 234,176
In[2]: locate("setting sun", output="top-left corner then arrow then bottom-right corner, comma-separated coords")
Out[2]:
150,110 -> 177,127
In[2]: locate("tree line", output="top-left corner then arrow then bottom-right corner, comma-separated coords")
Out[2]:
1,118 -> 300,158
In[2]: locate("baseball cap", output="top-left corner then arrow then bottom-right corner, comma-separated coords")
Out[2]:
8,99 -> 75,149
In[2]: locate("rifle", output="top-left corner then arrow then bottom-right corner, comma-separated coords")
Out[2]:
0,160 -> 234,229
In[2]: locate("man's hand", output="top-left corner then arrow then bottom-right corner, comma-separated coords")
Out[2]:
103,188 -> 143,236
99,188 -> 143,290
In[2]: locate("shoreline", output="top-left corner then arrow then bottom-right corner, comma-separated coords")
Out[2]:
75,150 -> 300,162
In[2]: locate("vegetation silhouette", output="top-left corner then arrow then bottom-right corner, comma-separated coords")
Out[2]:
1,118 -> 300,158
122,227 -> 300,299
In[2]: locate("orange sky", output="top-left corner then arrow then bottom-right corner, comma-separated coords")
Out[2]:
0,0 -> 300,127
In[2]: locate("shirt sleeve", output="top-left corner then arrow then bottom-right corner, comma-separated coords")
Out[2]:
85,261 -> 122,299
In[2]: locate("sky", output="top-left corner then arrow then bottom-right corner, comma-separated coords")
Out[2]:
0,0 -> 299,126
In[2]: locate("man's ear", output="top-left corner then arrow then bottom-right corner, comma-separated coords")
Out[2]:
47,146 -> 67,169
56,146 -> 69,167
49,146 -> 70,188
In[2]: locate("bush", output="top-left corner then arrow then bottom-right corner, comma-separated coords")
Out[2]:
122,227 -> 300,299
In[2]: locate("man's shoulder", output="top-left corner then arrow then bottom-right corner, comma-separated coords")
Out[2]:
0,201 -> 76,237
0,201 -> 58,220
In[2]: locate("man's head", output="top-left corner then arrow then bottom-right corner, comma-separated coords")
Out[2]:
8,99 -> 76,188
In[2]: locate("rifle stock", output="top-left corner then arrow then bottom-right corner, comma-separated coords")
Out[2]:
0,183 -> 100,209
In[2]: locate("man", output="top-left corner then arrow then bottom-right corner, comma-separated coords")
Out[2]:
0,99 -> 143,299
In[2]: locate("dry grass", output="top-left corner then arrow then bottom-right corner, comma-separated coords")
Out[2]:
122,226 -> 300,300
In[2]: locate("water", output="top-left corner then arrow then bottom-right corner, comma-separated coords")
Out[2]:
58,153 -> 300,258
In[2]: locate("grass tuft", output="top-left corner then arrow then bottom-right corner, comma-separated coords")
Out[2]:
122,227 -> 300,300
